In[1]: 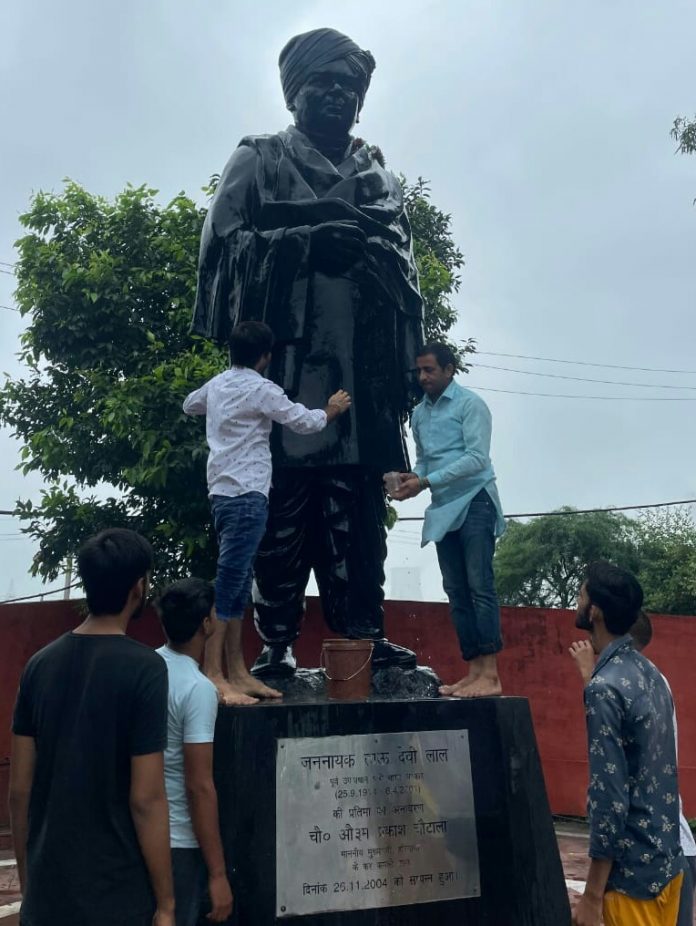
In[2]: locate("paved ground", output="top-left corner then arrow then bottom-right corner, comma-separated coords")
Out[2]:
0,849 -> 20,924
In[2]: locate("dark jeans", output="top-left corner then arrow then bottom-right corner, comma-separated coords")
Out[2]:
435,489 -> 503,662
211,492 -> 268,620
254,466 -> 387,642
677,854 -> 696,926
172,848 -> 209,926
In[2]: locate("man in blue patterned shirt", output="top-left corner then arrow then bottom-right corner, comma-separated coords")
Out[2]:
572,561 -> 683,926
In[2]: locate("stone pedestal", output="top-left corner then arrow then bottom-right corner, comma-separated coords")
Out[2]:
214,696 -> 571,926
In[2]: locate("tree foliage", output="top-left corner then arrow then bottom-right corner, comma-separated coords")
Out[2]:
672,115 -> 696,156
1,176 -> 467,584
494,510 -> 640,610
633,508 -> 696,615
494,506 -> 696,615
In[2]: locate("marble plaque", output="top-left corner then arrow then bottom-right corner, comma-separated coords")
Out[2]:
275,730 -> 479,917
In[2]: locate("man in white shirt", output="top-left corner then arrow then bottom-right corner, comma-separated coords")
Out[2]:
155,578 -> 233,926
183,320 -> 351,704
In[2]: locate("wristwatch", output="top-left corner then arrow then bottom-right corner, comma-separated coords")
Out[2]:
418,476 -> 430,491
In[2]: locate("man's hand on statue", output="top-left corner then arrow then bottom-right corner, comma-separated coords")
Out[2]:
310,221 -> 367,273
389,473 -> 423,501
325,389 -> 352,421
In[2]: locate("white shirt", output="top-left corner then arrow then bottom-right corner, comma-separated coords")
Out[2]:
183,367 -> 327,498
661,673 -> 696,856
157,646 -> 219,849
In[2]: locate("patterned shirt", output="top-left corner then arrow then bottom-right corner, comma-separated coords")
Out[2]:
411,380 -> 505,545
183,367 -> 326,498
585,636 -> 682,898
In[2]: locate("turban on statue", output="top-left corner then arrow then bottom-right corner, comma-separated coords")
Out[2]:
279,27 -> 376,109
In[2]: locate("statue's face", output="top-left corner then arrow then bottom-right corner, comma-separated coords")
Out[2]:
292,59 -> 362,137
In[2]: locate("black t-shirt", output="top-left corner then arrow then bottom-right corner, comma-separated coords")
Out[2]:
12,632 -> 168,926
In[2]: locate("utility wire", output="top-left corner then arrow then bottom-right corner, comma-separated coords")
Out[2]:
476,351 -> 696,376
0,269 -> 15,276
0,304 -> 20,313
471,362 -> 696,391
473,386 -> 696,401
0,261 -> 16,268
1,581 -> 81,605
394,498 -> 696,523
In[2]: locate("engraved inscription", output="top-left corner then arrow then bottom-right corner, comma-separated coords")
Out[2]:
276,730 -> 479,916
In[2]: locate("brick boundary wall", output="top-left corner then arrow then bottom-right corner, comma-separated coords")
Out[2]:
1,599 -> 693,826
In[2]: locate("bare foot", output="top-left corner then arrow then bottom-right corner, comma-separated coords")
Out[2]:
208,674 -> 258,706
229,670 -> 283,700
439,674 -> 476,696
450,674 -> 502,699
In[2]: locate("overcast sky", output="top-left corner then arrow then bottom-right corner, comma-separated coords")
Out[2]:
1,0 -> 695,602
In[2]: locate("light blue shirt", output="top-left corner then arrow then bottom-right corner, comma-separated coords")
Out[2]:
157,645 -> 219,848
411,380 -> 505,544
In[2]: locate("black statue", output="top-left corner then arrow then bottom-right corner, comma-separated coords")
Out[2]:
193,27 -> 424,676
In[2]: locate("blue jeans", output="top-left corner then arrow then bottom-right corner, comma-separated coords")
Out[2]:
435,489 -> 503,661
171,848 -> 208,926
211,492 -> 268,620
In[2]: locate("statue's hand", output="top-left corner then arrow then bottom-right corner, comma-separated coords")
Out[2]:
310,221 -> 367,273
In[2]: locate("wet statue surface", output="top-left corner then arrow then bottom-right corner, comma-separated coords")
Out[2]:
193,28 -> 425,677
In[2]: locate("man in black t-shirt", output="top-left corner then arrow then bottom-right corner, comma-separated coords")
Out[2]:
9,528 -> 175,926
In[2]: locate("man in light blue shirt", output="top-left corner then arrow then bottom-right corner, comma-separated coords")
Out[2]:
389,342 -> 505,698
155,579 -> 233,926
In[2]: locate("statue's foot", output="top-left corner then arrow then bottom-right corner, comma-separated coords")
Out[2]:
251,644 -> 297,679
371,638 -> 417,670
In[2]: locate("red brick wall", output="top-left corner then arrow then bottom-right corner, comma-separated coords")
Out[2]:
1,598 -> 693,826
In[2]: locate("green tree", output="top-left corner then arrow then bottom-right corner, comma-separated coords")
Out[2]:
634,507 -> 696,615
0,176 -> 466,584
672,115 -> 696,156
493,509 -> 640,609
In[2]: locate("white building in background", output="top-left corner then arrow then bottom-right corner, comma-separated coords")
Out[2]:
389,566 -> 422,601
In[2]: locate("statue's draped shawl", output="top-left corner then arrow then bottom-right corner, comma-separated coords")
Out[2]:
278,27 -> 375,107
192,126 -> 423,470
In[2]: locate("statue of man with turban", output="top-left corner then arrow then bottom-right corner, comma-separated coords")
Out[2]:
192,27 -> 424,678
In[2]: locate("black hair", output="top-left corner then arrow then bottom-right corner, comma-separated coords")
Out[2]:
229,321 -> 274,368
155,577 -> 215,645
585,560 -> 644,636
416,341 -> 458,372
77,528 -> 153,616
629,610 -> 653,651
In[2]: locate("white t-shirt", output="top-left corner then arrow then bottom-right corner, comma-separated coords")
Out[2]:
661,672 -> 696,856
157,645 -> 219,848
183,367 -> 327,499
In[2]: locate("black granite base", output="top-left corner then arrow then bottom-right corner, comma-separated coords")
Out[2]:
214,697 -> 571,926
261,666 -> 441,700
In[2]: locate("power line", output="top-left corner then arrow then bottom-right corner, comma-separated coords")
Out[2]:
473,386 -> 696,401
471,362 -> 696,391
476,350 -> 696,376
0,304 -> 20,313
0,581 -> 81,605
395,498 -> 696,523
0,268 -> 15,276
0,261 -> 15,268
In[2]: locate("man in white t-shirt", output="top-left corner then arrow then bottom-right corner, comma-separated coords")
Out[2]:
155,578 -> 233,926
570,610 -> 695,926
183,320 -> 351,705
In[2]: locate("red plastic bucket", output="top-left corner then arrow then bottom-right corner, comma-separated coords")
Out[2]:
321,639 -> 374,701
